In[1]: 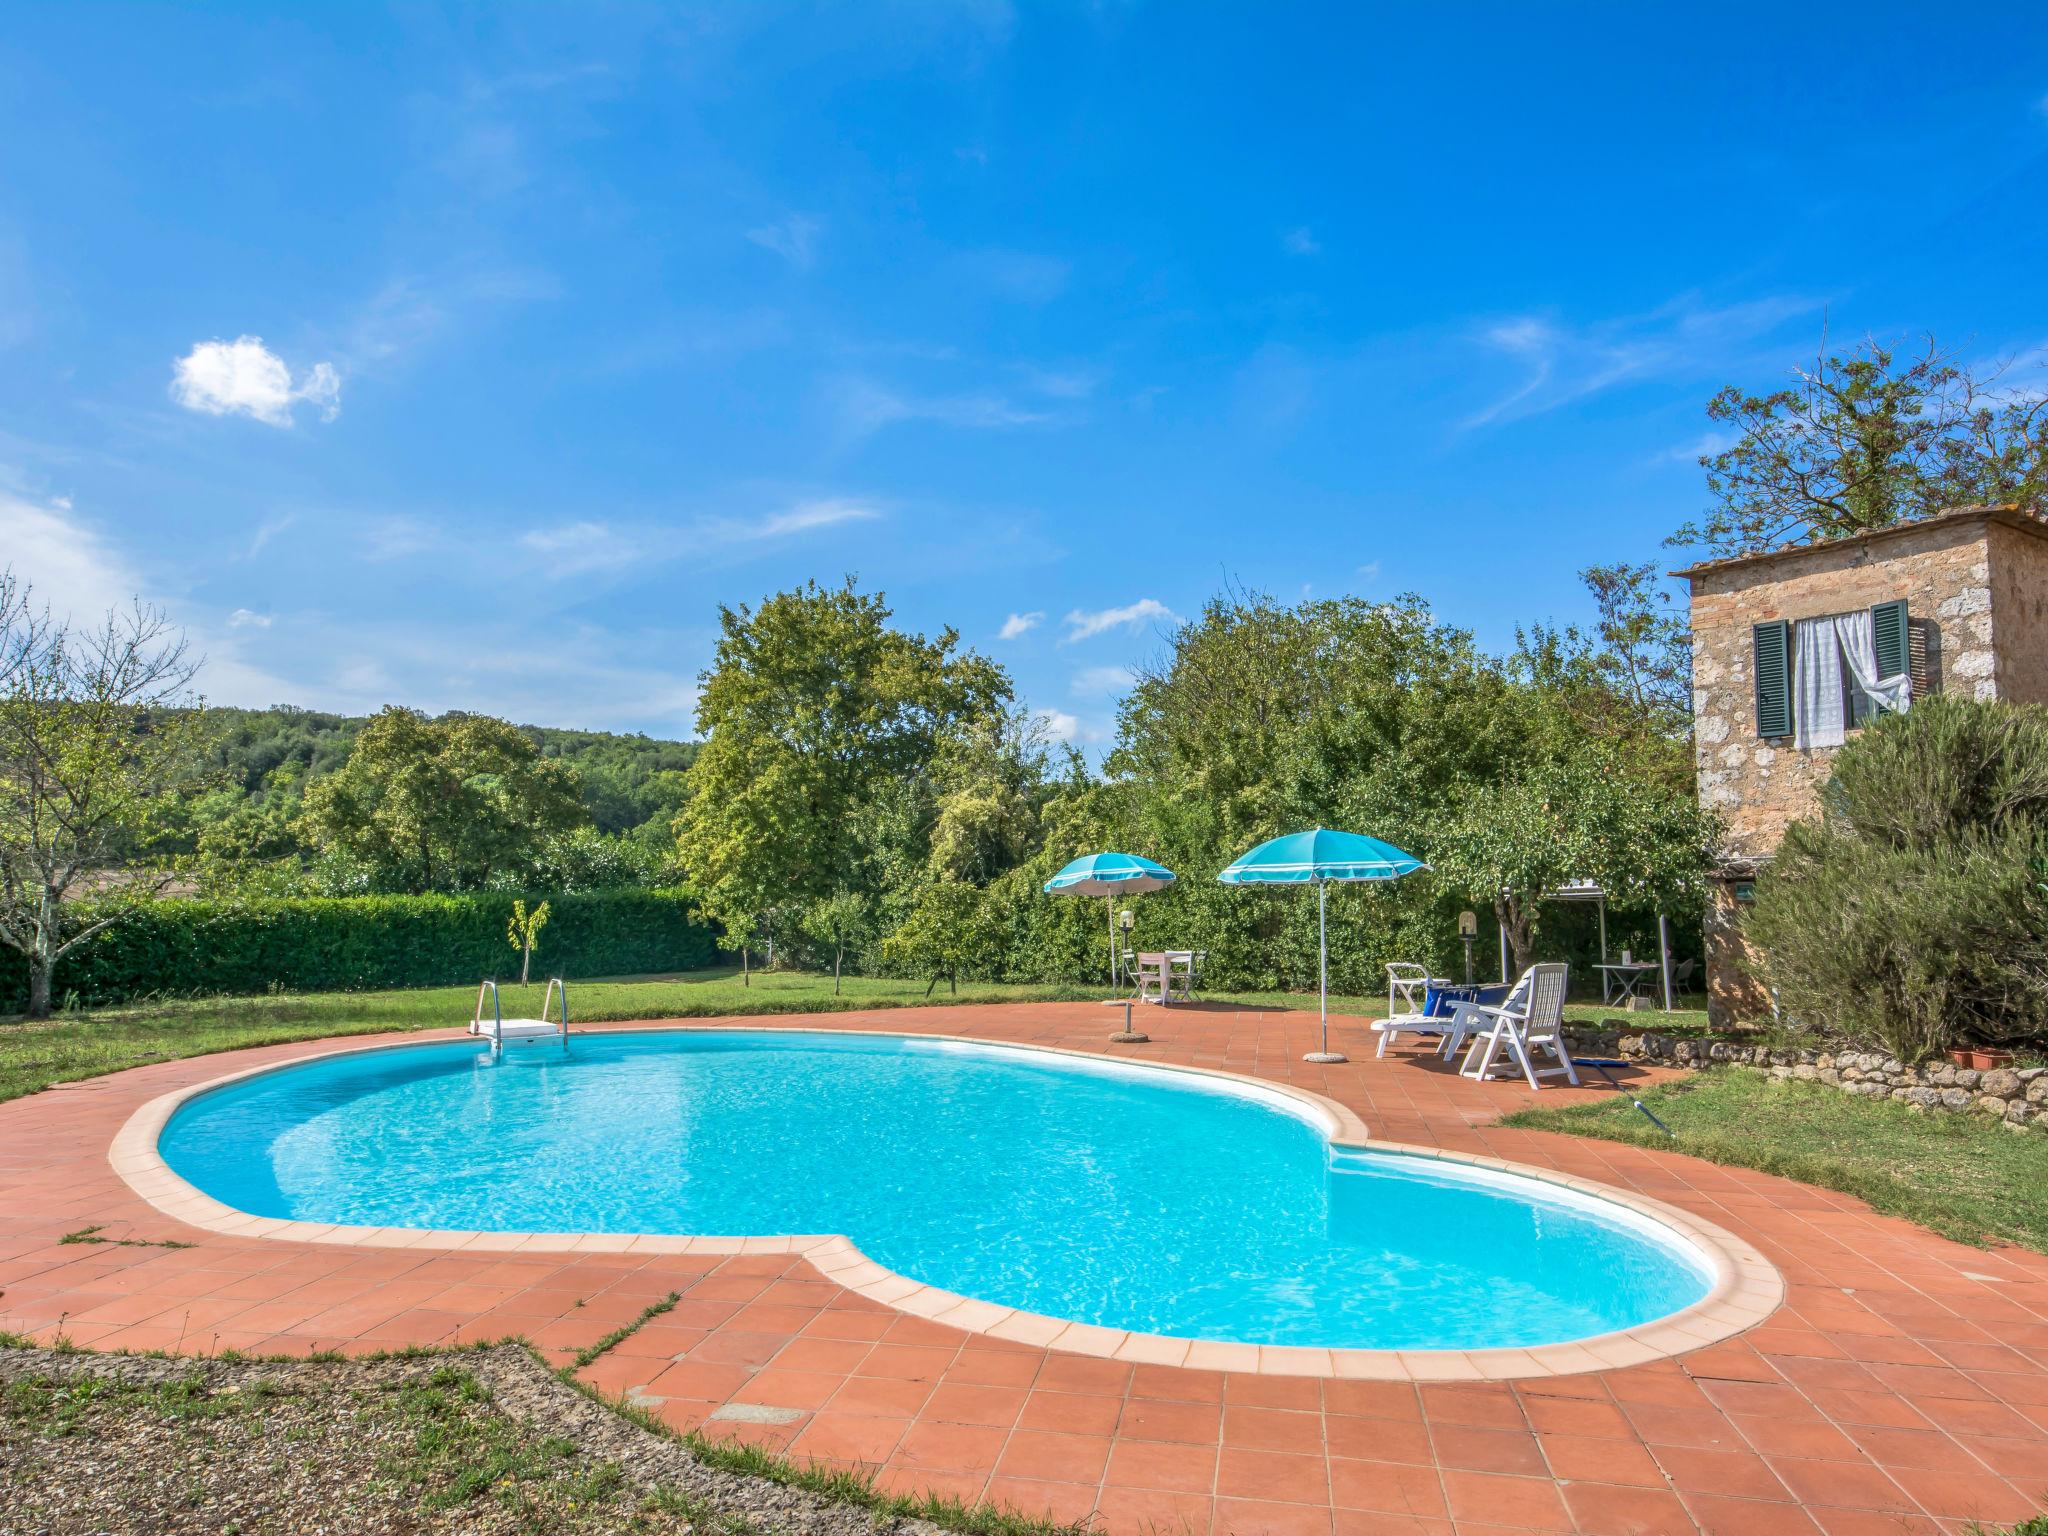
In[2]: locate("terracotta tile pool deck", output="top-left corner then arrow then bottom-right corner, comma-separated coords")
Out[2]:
2,1002 -> 2044,1536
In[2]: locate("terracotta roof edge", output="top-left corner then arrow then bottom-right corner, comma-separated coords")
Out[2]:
1670,503 -> 2047,580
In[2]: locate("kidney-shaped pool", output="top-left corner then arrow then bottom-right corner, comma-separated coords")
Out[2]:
158,1029 -> 1717,1351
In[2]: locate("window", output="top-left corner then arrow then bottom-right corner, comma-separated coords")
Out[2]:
1752,600 -> 1911,745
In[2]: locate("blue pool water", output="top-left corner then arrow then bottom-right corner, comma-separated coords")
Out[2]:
160,1030 -> 1712,1350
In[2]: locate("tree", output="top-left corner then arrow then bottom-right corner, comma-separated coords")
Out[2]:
1101,589 -> 1525,992
1513,565 -> 1695,796
926,710 -> 1056,884
1673,334 -> 2048,558
676,580 -> 1009,960
800,890 -> 874,994
1746,696 -> 2048,1060
880,881 -> 1003,995
1429,750 -> 1712,975
507,898 -> 551,983
0,575 -> 214,1017
299,707 -> 584,893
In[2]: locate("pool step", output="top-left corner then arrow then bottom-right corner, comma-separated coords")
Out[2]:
469,977 -> 570,1053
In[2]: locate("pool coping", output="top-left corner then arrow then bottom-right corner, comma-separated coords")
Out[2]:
105,1022 -> 1784,1382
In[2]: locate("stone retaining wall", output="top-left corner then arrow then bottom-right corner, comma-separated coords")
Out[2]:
1561,1028 -> 2048,1133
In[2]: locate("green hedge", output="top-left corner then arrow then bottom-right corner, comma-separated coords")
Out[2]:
0,887 -> 719,1011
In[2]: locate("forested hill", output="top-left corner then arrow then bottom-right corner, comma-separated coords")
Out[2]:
200,706 -> 698,835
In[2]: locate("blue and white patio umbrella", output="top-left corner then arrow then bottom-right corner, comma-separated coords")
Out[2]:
1218,828 -> 1426,1064
1043,852 -> 1177,985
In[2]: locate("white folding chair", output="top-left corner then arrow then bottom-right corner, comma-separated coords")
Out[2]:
1458,963 -> 1578,1089
1132,952 -> 1169,1004
1371,962 -> 1436,1056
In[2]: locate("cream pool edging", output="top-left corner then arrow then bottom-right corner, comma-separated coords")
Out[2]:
105,1021 -> 1784,1381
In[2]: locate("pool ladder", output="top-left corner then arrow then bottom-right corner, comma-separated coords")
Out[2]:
470,977 -> 570,1055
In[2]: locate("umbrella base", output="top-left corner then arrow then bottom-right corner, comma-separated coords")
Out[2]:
1302,1050 -> 1348,1064
1108,1031 -> 1150,1044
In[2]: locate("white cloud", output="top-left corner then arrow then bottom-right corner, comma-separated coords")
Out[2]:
245,514 -> 295,558
509,500 -> 880,580
1656,430 -> 1739,465
1071,664 -> 1134,697
0,491 -> 146,625
1039,709 -> 1082,742
1020,366 -> 1100,399
746,213 -> 822,269
1061,597 -> 1178,644
1459,293 -> 1821,432
0,488 -> 703,734
832,378 -> 1051,441
1355,561 -> 1380,584
998,610 -> 1044,640
754,498 -> 877,538
1283,226 -> 1321,256
170,335 -> 341,426
518,520 -> 640,575
0,489 -> 296,707
365,516 -> 439,562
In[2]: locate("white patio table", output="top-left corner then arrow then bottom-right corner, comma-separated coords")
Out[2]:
1595,960 -> 1659,1005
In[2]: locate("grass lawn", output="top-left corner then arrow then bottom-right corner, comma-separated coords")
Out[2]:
1505,1067 -> 2048,1255
0,967 -> 1709,1105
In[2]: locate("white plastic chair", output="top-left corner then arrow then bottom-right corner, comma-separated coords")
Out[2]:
1437,968 -> 1534,1062
1457,963 -> 1578,1090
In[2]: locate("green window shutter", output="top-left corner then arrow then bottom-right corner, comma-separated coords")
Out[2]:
1871,599 -> 1909,682
1753,619 -> 1791,738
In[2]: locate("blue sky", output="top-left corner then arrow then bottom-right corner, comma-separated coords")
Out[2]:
4,4 -> 2047,746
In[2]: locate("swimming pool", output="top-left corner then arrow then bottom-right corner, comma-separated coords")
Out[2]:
157,1029 -> 1716,1352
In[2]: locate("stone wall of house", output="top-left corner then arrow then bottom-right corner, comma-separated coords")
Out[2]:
1988,517 -> 2048,704
1560,1027 -> 2048,1132
1703,878 -> 1770,1030
1687,515 -> 1998,863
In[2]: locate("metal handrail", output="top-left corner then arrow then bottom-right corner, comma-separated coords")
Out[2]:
541,976 -> 568,1051
472,978 -> 502,1039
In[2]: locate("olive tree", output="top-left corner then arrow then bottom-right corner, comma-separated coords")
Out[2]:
1429,751 -> 1712,976
0,574 -> 213,1017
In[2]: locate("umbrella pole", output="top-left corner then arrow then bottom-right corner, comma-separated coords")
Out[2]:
1107,896 -> 1116,987
1305,876 -> 1346,1064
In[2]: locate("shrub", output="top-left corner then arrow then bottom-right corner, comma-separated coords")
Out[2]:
0,887 -> 717,1012
1746,696 -> 2048,1060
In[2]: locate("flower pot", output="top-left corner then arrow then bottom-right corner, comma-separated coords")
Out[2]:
1947,1047 -> 2014,1070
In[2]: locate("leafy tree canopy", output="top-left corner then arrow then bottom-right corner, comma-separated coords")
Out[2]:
1674,334 -> 2048,558
299,707 -> 585,894
677,579 -> 1009,941
1429,749 -> 1714,975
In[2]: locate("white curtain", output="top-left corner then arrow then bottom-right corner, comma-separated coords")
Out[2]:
1793,612 -> 1911,750
1836,610 -> 1913,715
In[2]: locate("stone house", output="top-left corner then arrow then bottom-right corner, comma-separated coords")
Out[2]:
1675,505 -> 2048,1025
